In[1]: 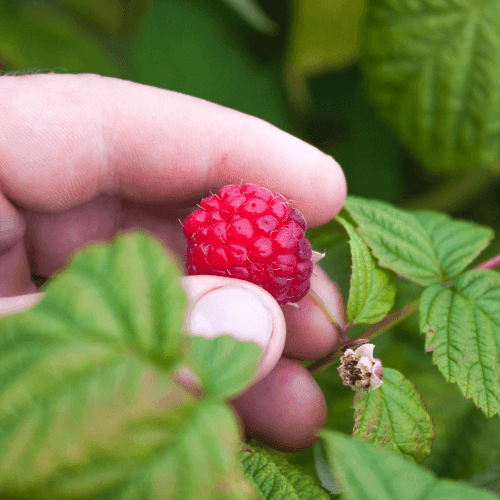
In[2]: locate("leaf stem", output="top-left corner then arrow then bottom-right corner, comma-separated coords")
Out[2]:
472,253 -> 500,271
307,299 -> 419,374
307,250 -> 500,373
306,250 -> 500,375
308,288 -> 348,343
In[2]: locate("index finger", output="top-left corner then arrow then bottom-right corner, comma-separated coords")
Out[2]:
0,73 -> 346,226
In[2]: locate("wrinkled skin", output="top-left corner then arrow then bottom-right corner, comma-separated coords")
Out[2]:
0,74 -> 347,451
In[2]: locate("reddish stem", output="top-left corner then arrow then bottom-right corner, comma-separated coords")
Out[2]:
307,251 -> 500,375
472,253 -> 500,271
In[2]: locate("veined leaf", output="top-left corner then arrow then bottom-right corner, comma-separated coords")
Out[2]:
320,431 -> 497,500
353,368 -> 435,463
420,269 -> 500,418
241,443 -> 330,500
0,231 -> 254,499
337,216 -> 395,324
412,211 -> 494,281
186,335 -> 262,400
343,196 -> 494,285
361,0 -> 500,171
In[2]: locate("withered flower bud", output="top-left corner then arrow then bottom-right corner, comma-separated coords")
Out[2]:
337,343 -> 383,391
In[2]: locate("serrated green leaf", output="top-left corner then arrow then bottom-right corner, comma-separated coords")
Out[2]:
186,335 -> 262,399
361,0 -> 500,172
343,196 -> 494,285
419,269 -> 500,418
320,430 -> 497,500
0,231 -> 254,499
241,443 -> 330,500
352,368 -> 435,463
412,211 -> 494,281
337,216 -> 395,324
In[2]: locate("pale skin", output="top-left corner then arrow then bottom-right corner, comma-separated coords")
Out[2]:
0,73 -> 347,452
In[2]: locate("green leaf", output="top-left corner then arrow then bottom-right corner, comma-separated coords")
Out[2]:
284,0 -> 366,106
0,231 -> 254,499
412,211 -> 494,281
467,460 -> 500,496
0,3 -> 124,76
352,368 -> 435,463
419,269 -> 500,418
337,216 -> 395,324
320,430 -> 497,500
343,196 -> 494,285
186,335 -> 262,399
241,443 -> 330,500
361,0 -> 500,171
131,0 -> 290,131
313,442 -> 340,495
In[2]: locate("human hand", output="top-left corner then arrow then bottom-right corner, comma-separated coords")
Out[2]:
0,73 -> 346,452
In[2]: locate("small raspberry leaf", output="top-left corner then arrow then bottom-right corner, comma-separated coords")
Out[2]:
0,231 -> 254,499
419,269 -> 500,418
352,368 -> 435,464
185,335 -> 261,400
337,216 -> 395,325
320,431 -> 497,500
362,0 -> 500,172
344,196 -> 494,286
241,442 -> 330,500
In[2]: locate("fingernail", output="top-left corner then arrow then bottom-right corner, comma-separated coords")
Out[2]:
185,286 -> 273,349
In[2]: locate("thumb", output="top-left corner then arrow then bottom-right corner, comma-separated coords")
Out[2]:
180,275 -> 286,384
0,292 -> 44,317
0,275 -> 286,385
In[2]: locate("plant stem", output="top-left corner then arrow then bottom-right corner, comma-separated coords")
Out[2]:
308,288 -> 349,342
472,253 -> 500,271
307,299 -> 419,374
306,249 -> 500,375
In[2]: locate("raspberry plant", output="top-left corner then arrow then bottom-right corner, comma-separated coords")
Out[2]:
0,193 -> 499,498
2,0 -> 500,498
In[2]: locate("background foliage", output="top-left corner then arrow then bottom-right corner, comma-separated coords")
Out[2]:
2,0 -> 500,493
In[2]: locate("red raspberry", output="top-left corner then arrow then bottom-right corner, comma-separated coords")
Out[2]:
183,183 -> 314,305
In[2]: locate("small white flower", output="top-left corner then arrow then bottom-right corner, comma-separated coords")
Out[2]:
337,343 -> 383,391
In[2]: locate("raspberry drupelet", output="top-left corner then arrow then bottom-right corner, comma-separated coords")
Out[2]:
183,183 -> 316,306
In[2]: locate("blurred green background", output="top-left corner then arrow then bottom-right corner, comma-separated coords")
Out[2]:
3,0 -> 500,484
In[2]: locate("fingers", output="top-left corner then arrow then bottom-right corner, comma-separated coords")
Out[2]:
180,275 -> 286,384
0,292 -> 43,317
0,73 -> 346,226
230,357 -> 327,452
0,275 -> 287,385
282,264 -> 345,359
1,286 -> 328,453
